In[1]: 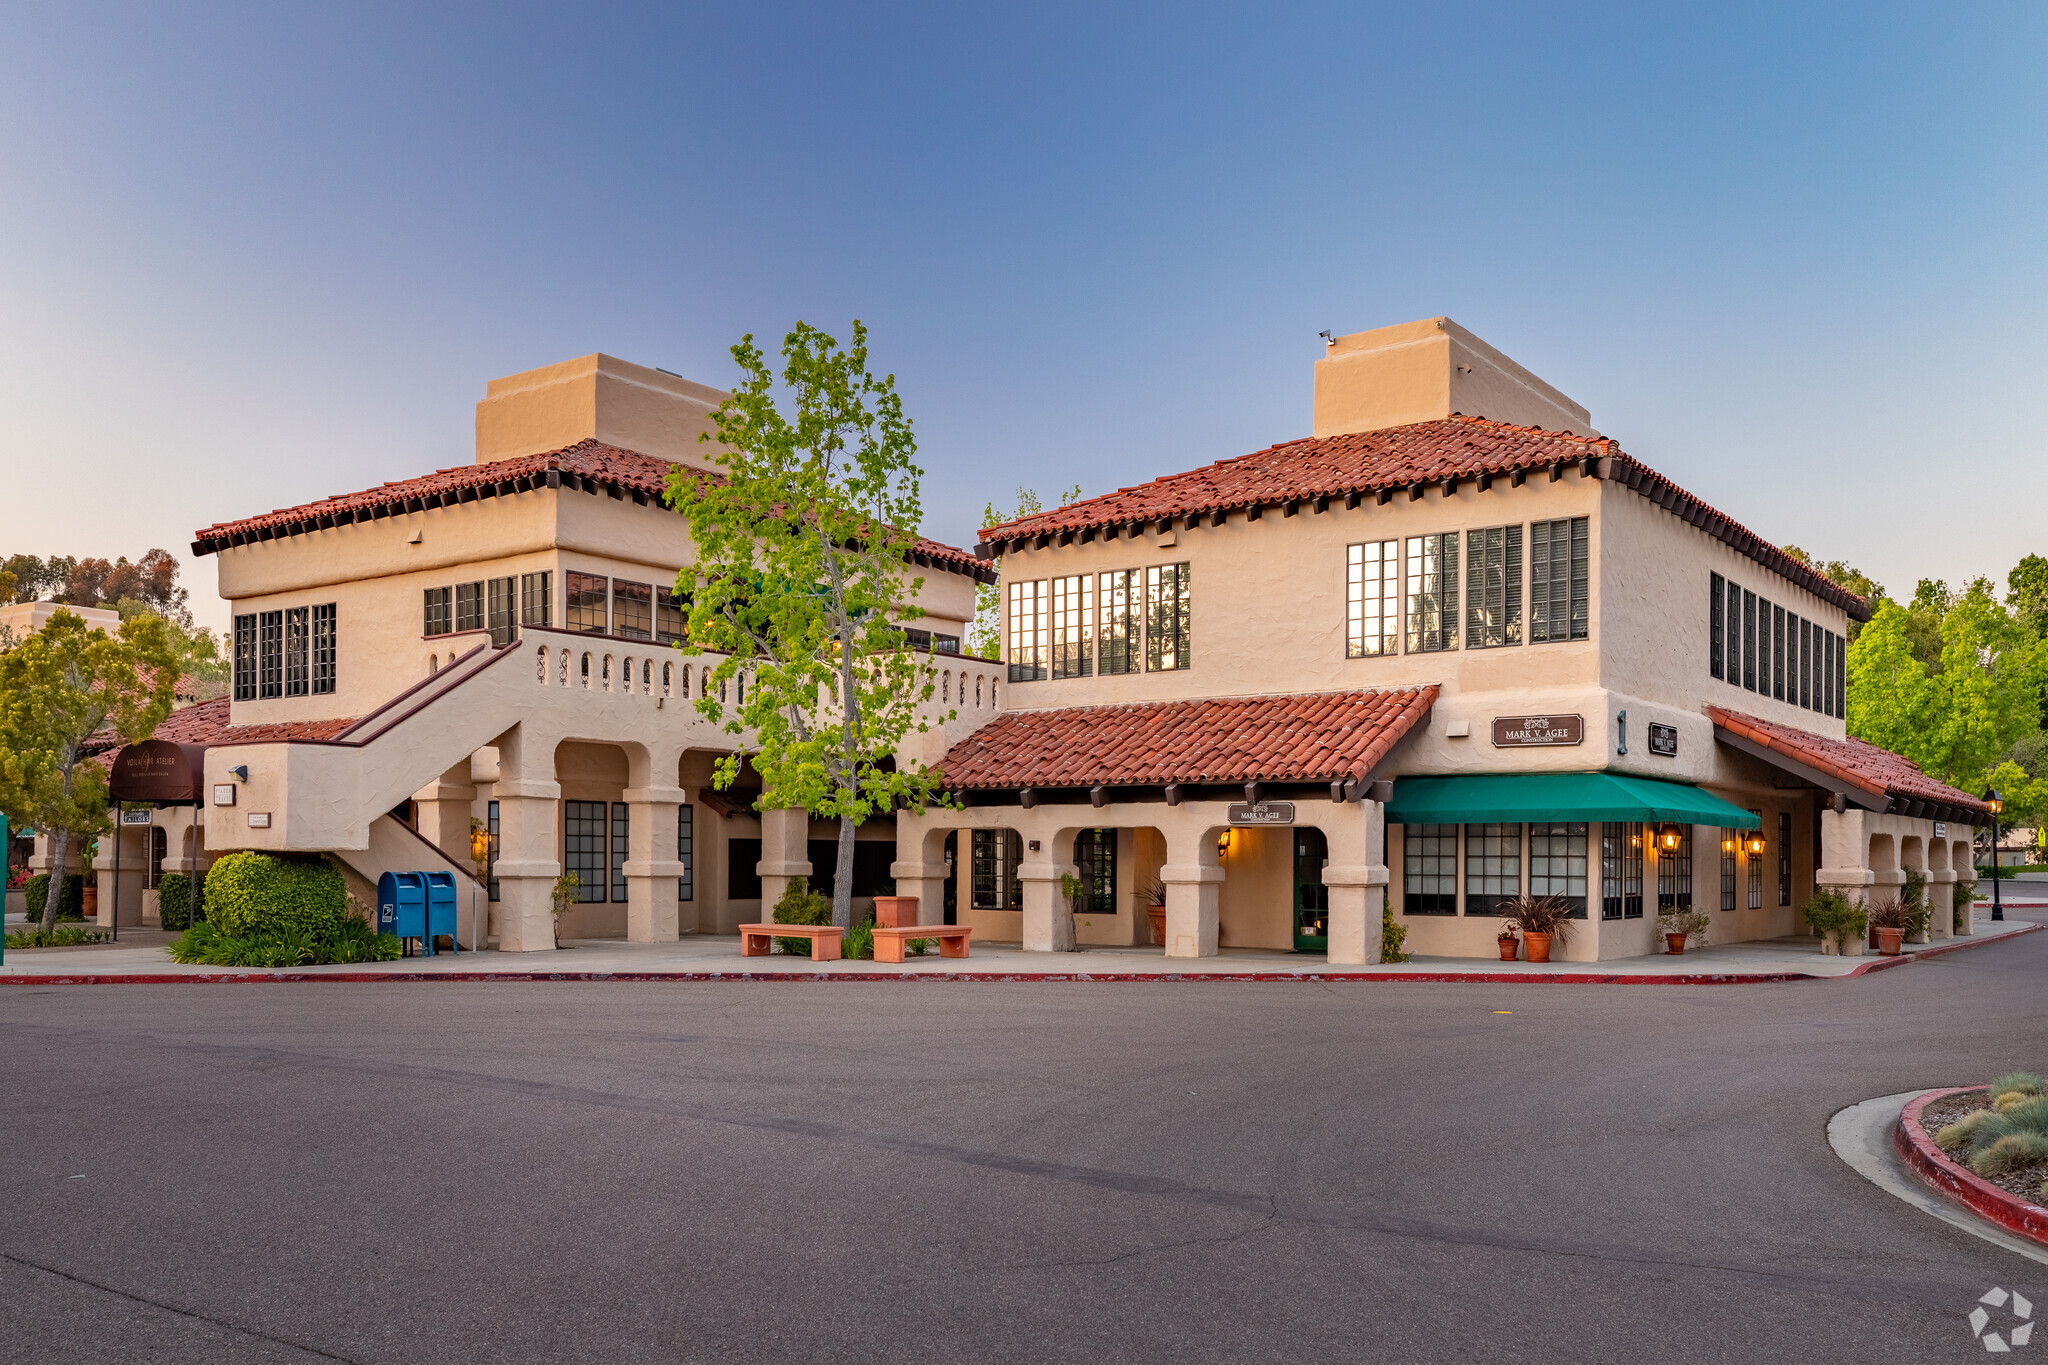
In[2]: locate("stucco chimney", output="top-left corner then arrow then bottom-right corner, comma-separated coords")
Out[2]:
1312,317 -> 1596,439
474,353 -> 730,468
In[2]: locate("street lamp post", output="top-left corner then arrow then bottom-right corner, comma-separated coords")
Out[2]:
1984,789 -> 2004,923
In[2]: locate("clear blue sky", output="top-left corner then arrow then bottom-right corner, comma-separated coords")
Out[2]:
4,2 -> 2042,634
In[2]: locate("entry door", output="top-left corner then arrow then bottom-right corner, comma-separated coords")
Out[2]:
1294,828 -> 1330,952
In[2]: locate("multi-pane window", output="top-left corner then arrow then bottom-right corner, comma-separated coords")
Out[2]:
311,603 -> 336,694
1098,569 -> 1139,676
486,799 -> 500,903
233,614 -> 257,701
1347,540 -> 1399,658
1835,632 -> 1845,720
1404,533 -> 1459,654
1747,810 -> 1764,909
1402,824 -> 1458,915
612,580 -> 653,640
1601,822 -> 1643,920
1778,811 -> 1793,907
487,576 -> 516,645
1772,603 -> 1786,701
284,606 -> 309,697
1144,563 -> 1191,671
1007,580 -> 1048,682
1798,618 -> 1811,708
564,800 -> 608,903
1710,572 -> 1725,680
1821,630 -> 1834,716
1529,516 -> 1589,643
259,610 -> 284,699
423,587 -> 453,637
567,572 -> 608,633
1656,827 -> 1693,911
1464,525 -> 1523,648
611,802 -> 630,903
970,828 -> 1023,910
1463,823 -> 1521,918
456,581 -> 485,634
1529,822 -> 1589,918
520,571 -> 553,627
1726,578 -> 1743,688
1050,575 -> 1094,679
1718,828 -> 1738,910
1741,590 -> 1756,690
1074,828 -> 1116,913
677,804 -> 694,902
657,589 -> 688,646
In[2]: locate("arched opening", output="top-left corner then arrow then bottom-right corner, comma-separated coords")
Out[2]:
643,659 -> 652,692
580,652 -> 592,688
1292,826 -> 1331,951
662,662 -> 673,697
558,649 -> 570,686
681,663 -> 692,697
536,644 -> 549,682
621,657 -> 633,693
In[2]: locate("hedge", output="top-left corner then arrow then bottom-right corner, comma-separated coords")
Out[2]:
24,873 -> 85,921
157,872 -> 206,931
203,852 -> 347,938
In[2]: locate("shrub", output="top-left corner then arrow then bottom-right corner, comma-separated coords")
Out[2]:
204,852 -> 345,938
166,901 -> 399,967
24,873 -> 85,921
844,921 -> 875,960
1954,878 -> 1977,932
1499,893 -> 1575,944
1381,890 -> 1409,964
772,879 -> 832,956
1800,890 -> 1866,943
157,872 -> 206,930
1989,1071 -> 2043,1100
1970,1132 -> 2048,1178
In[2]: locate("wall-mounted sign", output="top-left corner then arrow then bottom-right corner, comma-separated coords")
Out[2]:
1646,723 -> 1678,757
1933,822 -> 1948,838
1491,715 -> 1584,748
212,784 -> 237,806
1228,802 -> 1295,826
247,812 -> 271,829
120,809 -> 152,826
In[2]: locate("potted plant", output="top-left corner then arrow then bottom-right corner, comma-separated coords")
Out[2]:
549,871 -> 582,949
1656,908 -> 1710,954
1496,926 -> 1520,961
1498,894 -> 1573,963
1140,878 -> 1166,948
1868,898 -> 1908,956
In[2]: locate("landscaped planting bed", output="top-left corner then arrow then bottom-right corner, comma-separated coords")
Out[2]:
1912,1074 -> 2048,1204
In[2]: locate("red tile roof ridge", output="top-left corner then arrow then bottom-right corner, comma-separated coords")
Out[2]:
1703,704 -> 1989,816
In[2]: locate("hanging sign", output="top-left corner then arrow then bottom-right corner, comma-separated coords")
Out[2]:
1491,715 -> 1584,747
1228,802 -> 1295,826
1646,723 -> 1679,757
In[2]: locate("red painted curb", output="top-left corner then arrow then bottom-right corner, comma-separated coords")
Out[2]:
1895,1087 -> 2048,1250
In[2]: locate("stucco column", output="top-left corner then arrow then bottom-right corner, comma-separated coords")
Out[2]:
757,807 -> 813,914
1926,868 -> 1956,939
413,762 -> 479,867
1323,801 -> 1388,966
1159,833 -> 1223,960
492,731 -> 561,952
622,782 -> 686,942
890,811 -> 952,928
1017,857 -> 1077,952
1814,808 -> 1875,906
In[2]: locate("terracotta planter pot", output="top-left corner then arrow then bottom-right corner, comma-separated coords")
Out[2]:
872,895 -> 919,929
82,883 -> 99,920
1146,904 -> 1166,947
1497,937 -> 1519,961
1522,931 -> 1553,963
1665,932 -> 1687,955
1874,925 -> 1905,956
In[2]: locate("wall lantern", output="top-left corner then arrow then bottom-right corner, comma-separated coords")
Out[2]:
1721,835 -> 1736,854
1217,830 -> 1231,857
1984,788 -> 2003,816
228,765 -> 249,783
1746,832 -> 1767,856
1657,823 -> 1683,852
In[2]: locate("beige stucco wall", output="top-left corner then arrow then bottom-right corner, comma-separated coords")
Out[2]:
1313,318 -> 1597,439
476,353 -> 730,471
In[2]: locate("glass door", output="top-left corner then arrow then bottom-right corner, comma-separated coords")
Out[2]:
1293,828 -> 1330,952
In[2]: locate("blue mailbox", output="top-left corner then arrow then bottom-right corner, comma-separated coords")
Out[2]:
376,871 -> 427,954
423,871 -> 459,956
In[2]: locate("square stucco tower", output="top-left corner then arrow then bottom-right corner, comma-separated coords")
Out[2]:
1313,317 -> 1598,439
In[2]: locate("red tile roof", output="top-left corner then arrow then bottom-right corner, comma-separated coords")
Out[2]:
940,686 -> 1438,790
981,416 -> 1868,619
190,439 -> 992,583
1705,705 -> 1990,819
87,697 -> 362,757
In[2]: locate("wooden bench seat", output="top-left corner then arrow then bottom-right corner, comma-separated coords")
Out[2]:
870,924 -> 972,963
738,923 -> 845,961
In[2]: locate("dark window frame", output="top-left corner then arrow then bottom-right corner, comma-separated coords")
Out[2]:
1742,590 -> 1756,690
1144,562 -> 1191,671
456,580 -> 485,634
284,606 -> 309,697
1098,569 -> 1139,676
564,800 -> 608,903
1601,822 -> 1644,920
566,572 -> 609,634
1402,824 -> 1458,915
1529,517 -> 1589,643
1778,811 -> 1793,907
657,589 -> 688,646
520,571 -> 553,627
612,579 -> 653,640
423,587 -> 452,637
258,610 -> 284,699
233,613 -> 257,700
1405,532 -> 1460,654
1463,822 -> 1521,918
1050,574 -> 1095,679
1347,539 -> 1399,658
1710,572 -> 1725,680
1464,524 -> 1524,649
970,828 -> 1023,911
678,804 -> 693,902
611,802 -> 630,903
1007,580 -> 1047,683
1073,828 -> 1117,914
1656,826 -> 1693,912
311,603 -> 337,695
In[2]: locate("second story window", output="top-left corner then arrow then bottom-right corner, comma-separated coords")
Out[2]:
1710,572 -> 1725,680
1050,574 -> 1094,678
1144,563 -> 1191,671
233,614 -> 257,700
1529,517 -> 1588,643
285,607 -> 309,697
612,580 -> 653,640
259,610 -> 284,698
567,572 -> 608,634
487,577 -> 516,644
1404,533 -> 1458,654
423,587 -> 452,637
657,589 -> 688,645
1346,540 -> 1397,658
312,604 -> 336,694
1741,590 -> 1756,690
1465,524 -> 1523,648
1098,569 -> 1138,675
1007,580 -> 1047,682
456,581 -> 484,633
520,572 -> 552,627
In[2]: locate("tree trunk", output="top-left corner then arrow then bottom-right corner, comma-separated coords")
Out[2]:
832,813 -> 857,930
42,826 -> 70,935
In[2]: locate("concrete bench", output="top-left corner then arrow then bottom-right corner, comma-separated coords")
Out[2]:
871,924 -> 971,963
739,923 -> 844,961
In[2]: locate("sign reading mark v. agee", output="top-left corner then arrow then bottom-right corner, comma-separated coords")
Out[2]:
1227,802 -> 1295,826
1491,715 -> 1584,748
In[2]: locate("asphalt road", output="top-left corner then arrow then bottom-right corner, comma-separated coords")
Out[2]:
5,927 -> 2047,1364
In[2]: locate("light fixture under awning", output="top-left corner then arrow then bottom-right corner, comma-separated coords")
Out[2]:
1385,772 -> 1762,829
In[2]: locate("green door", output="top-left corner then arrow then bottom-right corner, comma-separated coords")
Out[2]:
1293,828 -> 1330,952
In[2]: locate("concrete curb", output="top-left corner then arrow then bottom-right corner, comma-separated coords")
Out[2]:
1895,1087 -> 2048,1251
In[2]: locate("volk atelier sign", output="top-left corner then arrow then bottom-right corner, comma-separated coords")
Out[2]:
1491,715 -> 1584,748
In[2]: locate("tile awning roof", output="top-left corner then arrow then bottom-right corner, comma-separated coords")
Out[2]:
939,686 -> 1438,791
1705,705 -> 1991,821
86,697 -> 362,760
190,439 -> 992,583
980,415 -> 1868,620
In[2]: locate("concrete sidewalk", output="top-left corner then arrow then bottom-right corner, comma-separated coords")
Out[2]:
2,914 -> 2038,983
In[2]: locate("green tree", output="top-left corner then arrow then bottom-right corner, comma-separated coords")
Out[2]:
967,484 -> 1080,658
0,609 -> 179,933
1781,545 -> 1885,640
664,321 -> 951,930
112,597 -> 227,699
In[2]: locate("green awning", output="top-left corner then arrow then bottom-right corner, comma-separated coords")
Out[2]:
1385,773 -> 1761,829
